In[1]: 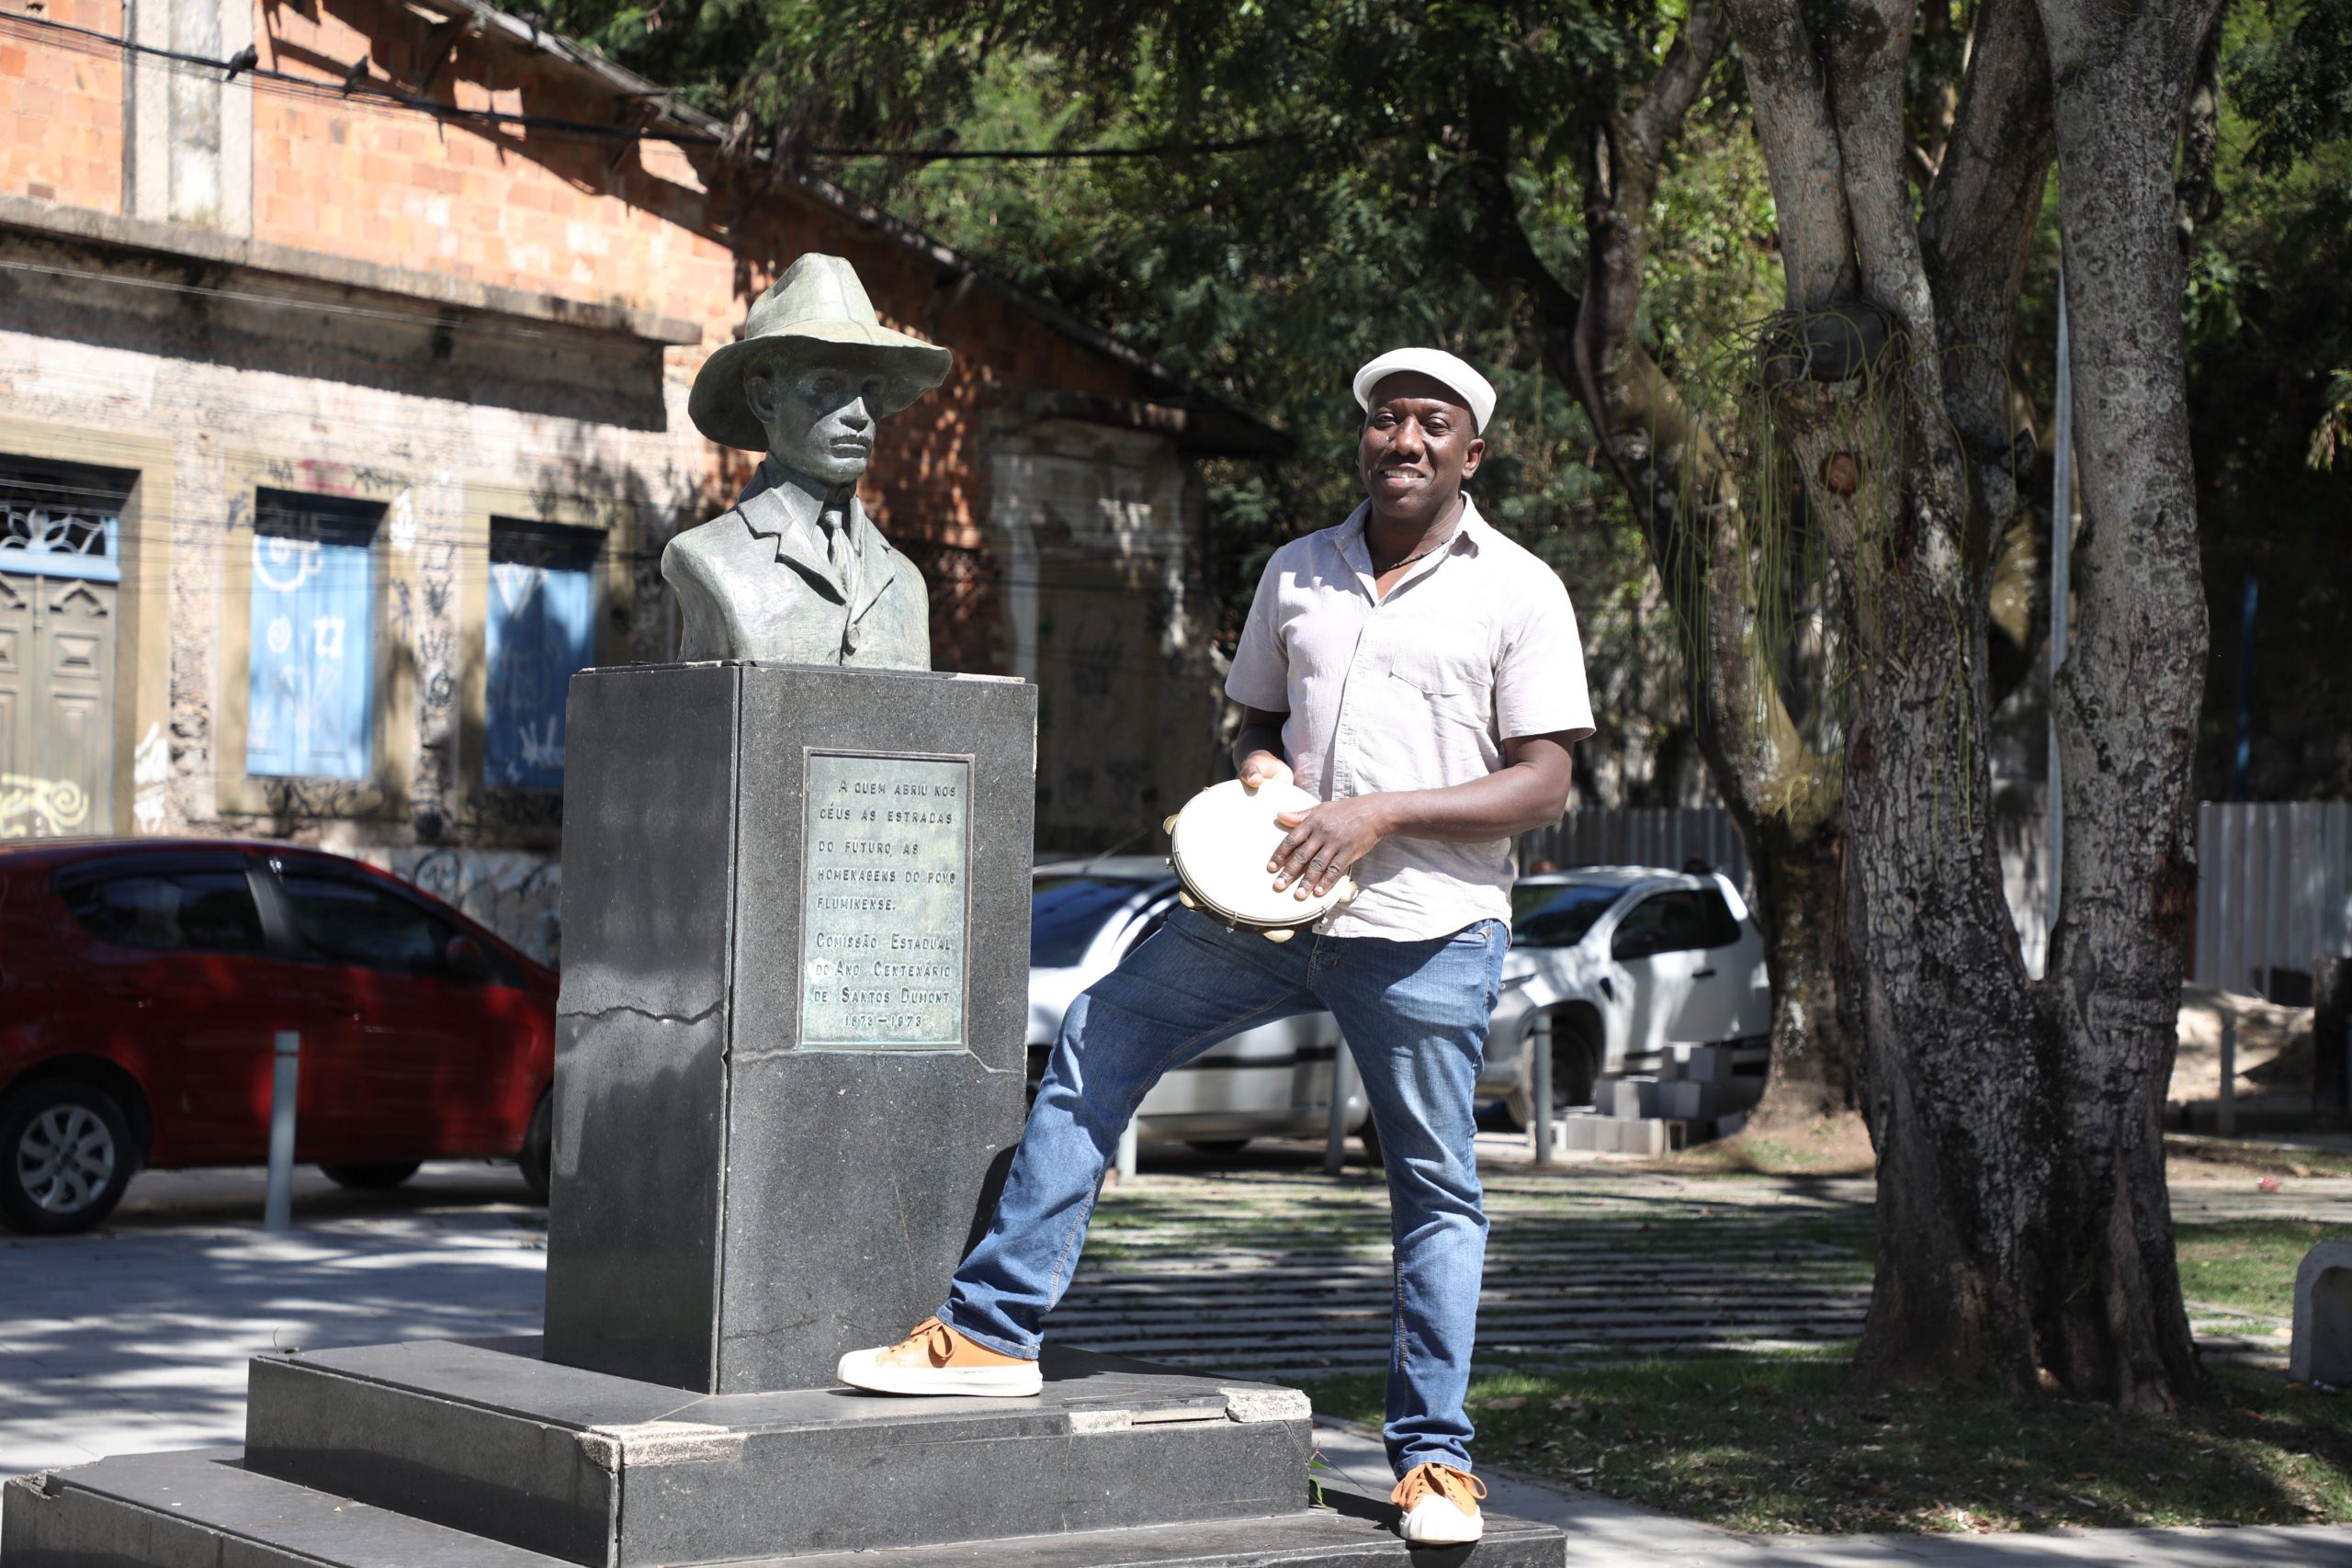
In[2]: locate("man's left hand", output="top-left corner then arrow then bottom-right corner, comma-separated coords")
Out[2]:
1271,795 -> 1389,898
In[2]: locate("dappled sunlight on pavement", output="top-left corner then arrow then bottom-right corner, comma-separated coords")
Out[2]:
0,1162 -> 544,1472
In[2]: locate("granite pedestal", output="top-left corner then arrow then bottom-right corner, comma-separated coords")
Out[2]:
542,661 -> 1035,1393
4,1338 -> 1568,1566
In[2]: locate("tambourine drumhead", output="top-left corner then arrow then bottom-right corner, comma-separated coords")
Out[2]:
1164,778 -> 1354,934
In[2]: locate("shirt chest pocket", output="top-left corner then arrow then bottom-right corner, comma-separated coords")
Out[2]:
1384,626 -> 1495,733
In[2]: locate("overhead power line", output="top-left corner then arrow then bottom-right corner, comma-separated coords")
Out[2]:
0,14 -> 1280,164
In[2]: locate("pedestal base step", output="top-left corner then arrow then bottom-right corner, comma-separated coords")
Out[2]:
241,1337 -> 1316,1566
2,1447 -> 568,1568
769,1495 -> 1569,1565
4,1449 -> 1564,1568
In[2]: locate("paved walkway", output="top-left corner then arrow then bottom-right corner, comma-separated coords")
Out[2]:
0,1163 -> 545,1470
1,1152 -> 2345,1563
1064,1153 -> 2325,1380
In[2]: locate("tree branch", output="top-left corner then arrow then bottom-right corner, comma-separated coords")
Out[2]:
1629,0 -> 1732,166
1823,0 -> 1936,341
1919,0 -> 2054,547
2176,7 -> 2225,245
1724,0 -> 1860,309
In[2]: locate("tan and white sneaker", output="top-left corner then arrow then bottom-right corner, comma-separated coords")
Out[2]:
1392,1461 -> 1487,1545
835,1316 -> 1044,1397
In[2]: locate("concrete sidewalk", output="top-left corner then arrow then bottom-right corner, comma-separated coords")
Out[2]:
1312,1418 -> 2352,1565
0,1162 -> 546,1471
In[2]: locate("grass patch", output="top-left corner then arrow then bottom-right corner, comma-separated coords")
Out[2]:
2177,1219 -> 2349,1317
1301,1359 -> 2352,1534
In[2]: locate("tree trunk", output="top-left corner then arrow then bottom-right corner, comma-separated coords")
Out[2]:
1456,4 -> 1861,1130
1725,0 -> 2216,1405
1737,806 -> 1856,1124
2028,0 -> 2217,1412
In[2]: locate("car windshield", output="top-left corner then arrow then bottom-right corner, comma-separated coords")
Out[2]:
1032,876 -> 1154,968
1510,883 -> 1625,948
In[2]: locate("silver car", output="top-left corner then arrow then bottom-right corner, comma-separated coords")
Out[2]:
1479,867 -> 1773,1125
1028,858 -> 1376,1156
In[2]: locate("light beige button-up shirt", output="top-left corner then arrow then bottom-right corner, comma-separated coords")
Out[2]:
1225,496 -> 1594,941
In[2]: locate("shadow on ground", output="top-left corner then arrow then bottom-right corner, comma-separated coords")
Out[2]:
0,1163 -> 546,1472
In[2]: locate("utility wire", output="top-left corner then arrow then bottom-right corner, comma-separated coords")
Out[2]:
0,14 -> 1282,164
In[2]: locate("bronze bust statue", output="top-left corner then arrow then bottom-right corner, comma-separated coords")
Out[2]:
666,254 -> 952,670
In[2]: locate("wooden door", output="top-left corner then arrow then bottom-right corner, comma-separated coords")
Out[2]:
0,570 -> 116,839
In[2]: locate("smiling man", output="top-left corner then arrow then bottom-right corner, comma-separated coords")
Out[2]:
839,348 -> 1594,1546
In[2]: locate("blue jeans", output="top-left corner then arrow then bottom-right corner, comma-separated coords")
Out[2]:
941,907 -> 1506,1475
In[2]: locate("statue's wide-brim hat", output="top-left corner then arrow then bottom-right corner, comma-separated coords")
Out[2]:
690,254 -> 954,451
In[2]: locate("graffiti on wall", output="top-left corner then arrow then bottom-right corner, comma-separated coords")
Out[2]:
0,773 -> 90,838
132,721 -> 171,833
393,846 -> 563,966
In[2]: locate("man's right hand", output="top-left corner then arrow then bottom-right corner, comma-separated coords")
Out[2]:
1238,750 -> 1295,792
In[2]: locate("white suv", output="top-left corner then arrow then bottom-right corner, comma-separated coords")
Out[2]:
1478,867 -> 1772,1125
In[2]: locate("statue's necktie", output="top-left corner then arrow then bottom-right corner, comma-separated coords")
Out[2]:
822,499 -> 861,657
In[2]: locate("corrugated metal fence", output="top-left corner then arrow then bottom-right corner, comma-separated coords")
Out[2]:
1524,802 -> 2352,1003
1520,808 -> 1751,893
2194,801 -> 2352,1001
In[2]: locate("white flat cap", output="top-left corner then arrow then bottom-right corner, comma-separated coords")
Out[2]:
1352,347 -> 1496,434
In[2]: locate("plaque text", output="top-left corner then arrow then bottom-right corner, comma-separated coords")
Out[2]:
798,751 -> 972,1048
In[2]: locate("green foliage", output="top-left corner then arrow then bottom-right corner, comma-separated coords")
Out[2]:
2233,0 -> 2352,171
2188,2 -> 2352,797
2311,368 -> 2352,469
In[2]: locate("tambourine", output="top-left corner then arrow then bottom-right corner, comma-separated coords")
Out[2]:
1161,778 -> 1357,942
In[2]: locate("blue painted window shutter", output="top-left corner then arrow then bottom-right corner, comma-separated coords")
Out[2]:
485,520 -> 600,791
246,493 -> 380,780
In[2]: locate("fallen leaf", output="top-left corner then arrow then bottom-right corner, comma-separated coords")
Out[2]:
1485,1395 -> 1528,1411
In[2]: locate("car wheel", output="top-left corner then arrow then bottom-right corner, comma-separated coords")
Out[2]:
1504,1012 -> 1600,1129
1,1079 -> 136,1235
518,1092 -> 552,1204
320,1162 -> 422,1190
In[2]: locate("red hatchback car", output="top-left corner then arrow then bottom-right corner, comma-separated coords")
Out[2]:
0,839 -> 557,1234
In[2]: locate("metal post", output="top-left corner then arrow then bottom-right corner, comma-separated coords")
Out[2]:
1115,1119 -> 1138,1183
1530,1014 -> 1555,1168
2044,270 -> 2073,980
2233,575 -> 2259,803
265,1030 -> 300,1233
2218,1009 -> 2237,1138
1324,1043 -> 1356,1174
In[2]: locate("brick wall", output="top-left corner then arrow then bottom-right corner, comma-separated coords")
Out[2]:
0,2 -> 125,212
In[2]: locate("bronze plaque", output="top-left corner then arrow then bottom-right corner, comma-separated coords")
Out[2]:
798,750 -> 971,1049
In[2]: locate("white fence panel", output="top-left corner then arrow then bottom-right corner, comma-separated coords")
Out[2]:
1524,803 -> 2348,1001
2194,801 -> 2352,1000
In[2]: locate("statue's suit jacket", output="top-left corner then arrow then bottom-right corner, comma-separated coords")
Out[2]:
662,481 -> 930,670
